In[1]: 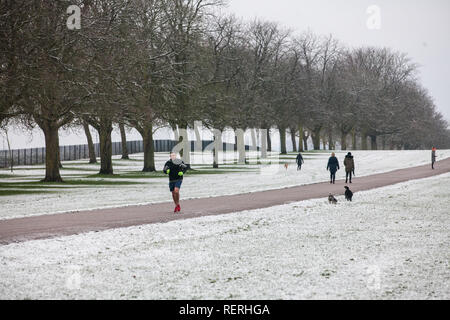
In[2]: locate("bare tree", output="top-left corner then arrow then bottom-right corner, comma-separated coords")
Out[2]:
2,1 -> 87,181
82,120 -> 97,164
160,0 -> 224,167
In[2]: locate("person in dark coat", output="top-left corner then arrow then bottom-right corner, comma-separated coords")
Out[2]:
163,152 -> 188,213
296,152 -> 304,171
327,152 -> 340,184
343,152 -> 355,183
432,147 -> 437,169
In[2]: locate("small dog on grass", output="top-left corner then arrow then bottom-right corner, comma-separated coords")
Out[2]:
344,186 -> 353,201
328,194 -> 338,204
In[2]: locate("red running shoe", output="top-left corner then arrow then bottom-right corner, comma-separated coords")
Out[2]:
174,204 -> 181,213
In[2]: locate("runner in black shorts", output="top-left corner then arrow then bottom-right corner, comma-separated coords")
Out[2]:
163,152 -> 188,213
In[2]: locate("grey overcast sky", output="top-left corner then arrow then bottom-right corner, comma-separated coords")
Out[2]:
224,0 -> 450,121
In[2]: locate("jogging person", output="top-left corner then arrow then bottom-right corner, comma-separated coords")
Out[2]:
343,152 -> 355,183
163,152 -> 188,213
327,152 -> 340,184
432,147 -> 437,169
296,152 -> 304,171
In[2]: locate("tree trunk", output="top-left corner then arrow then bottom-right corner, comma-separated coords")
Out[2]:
141,124 -> 156,172
361,130 -> 368,150
266,128 -> 272,152
370,135 -> 378,150
4,129 -> 13,172
328,130 -> 334,150
57,133 -> 62,169
260,129 -> 268,158
172,125 -> 179,141
302,133 -> 309,151
381,136 -> 386,150
236,128 -> 246,164
119,121 -> 129,160
290,127 -> 297,152
351,128 -> 357,151
311,128 -> 322,150
194,121 -> 202,153
298,124 -> 304,152
179,125 -> 191,168
83,121 -> 97,164
341,131 -> 347,151
250,128 -> 258,155
98,122 -> 113,175
322,136 -> 327,150
213,129 -> 222,168
389,141 -> 395,150
41,124 -> 63,182
279,125 -> 287,154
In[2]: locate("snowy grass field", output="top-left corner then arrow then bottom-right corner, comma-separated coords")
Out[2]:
0,150 -> 449,220
0,172 -> 449,299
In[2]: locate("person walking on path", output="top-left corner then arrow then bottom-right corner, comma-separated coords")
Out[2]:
432,147 -> 437,169
343,152 -> 355,183
296,152 -> 304,171
327,152 -> 340,184
163,152 -> 188,213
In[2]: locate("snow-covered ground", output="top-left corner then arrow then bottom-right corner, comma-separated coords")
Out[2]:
0,173 -> 449,300
0,150 -> 449,220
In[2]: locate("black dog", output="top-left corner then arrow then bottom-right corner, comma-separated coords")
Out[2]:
344,186 -> 353,201
328,194 -> 338,204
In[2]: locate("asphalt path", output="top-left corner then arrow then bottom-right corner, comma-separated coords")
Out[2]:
1,157 -> 448,245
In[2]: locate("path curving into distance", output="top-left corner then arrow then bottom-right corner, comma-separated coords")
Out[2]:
1,158 -> 449,245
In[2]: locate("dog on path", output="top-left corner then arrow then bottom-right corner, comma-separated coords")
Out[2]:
344,186 -> 353,201
328,194 -> 338,204
284,163 -> 289,171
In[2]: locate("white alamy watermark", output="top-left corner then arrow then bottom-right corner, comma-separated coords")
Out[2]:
171,121 -> 286,175
366,265 -> 382,291
366,5 -> 381,30
65,265 -> 83,290
67,5 -> 81,30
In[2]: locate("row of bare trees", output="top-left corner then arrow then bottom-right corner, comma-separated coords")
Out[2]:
1,0 -> 449,182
